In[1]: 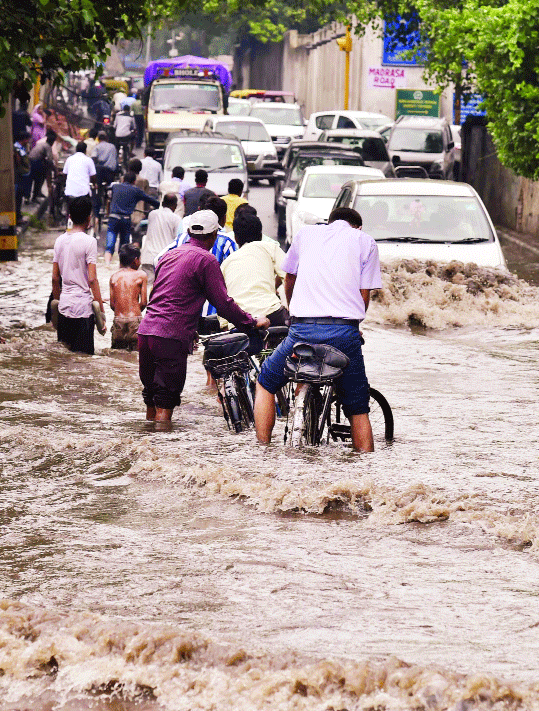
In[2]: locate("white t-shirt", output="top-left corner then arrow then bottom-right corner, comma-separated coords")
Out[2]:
221,240 -> 286,320
282,220 -> 382,322
53,230 -> 97,318
141,208 -> 183,265
140,156 -> 163,188
63,152 -> 96,197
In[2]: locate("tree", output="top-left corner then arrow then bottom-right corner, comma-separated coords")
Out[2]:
1,0 -> 161,111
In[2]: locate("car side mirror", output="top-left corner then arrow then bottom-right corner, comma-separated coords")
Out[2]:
282,188 -> 298,200
273,170 -> 286,179
448,141 -> 454,150
392,155 -> 401,166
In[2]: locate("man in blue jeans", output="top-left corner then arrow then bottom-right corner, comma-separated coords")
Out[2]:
254,207 -> 382,452
105,171 -> 160,265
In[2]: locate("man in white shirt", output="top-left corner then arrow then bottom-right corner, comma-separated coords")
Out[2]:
140,193 -> 182,284
139,147 -> 163,197
52,196 -> 106,355
63,142 -> 96,200
159,166 -> 191,217
254,207 -> 383,452
220,211 -> 288,328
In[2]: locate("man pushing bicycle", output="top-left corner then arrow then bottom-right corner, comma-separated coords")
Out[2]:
254,207 -> 382,452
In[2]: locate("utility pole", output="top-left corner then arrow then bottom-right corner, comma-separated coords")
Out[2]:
336,27 -> 352,110
0,98 -> 17,261
145,23 -> 152,65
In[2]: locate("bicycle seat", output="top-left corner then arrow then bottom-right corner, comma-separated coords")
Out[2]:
204,331 -> 250,360
284,342 -> 349,382
198,315 -> 220,335
265,326 -> 289,349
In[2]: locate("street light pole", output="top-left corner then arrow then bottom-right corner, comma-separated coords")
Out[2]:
336,27 -> 352,111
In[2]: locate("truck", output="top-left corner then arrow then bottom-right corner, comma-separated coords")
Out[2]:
143,55 -> 232,157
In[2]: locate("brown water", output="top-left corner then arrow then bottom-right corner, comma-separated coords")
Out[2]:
1,220 -> 539,710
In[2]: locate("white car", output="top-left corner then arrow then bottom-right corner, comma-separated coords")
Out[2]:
283,164 -> 385,244
304,110 -> 393,141
331,179 -> 507,268
248,102 -> 306,159
227,97 -> 251,116
203,116 -> 279,181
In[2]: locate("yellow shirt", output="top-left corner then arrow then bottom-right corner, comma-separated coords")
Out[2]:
223,194 -> 248,230
220,240 -> 286,327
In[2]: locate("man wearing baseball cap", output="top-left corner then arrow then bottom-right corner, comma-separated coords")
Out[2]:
138,210 -> 270,423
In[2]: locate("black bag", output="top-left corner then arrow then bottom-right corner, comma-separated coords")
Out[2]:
203,332 -> 251,378
284,342 -> 349,382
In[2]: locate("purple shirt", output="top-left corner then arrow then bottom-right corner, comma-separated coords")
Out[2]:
138,238 -> 257,349
282,220 -> 382,322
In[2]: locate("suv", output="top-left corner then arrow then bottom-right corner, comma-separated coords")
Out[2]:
318,129 -> 396,177
162,131 -> 248,197
272,142 -> 365,238
248,102 -> 306,159
304,110 -> 393,140
387,116 -> 455,179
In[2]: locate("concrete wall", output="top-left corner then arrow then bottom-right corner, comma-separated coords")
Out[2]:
236,22 -> 453,122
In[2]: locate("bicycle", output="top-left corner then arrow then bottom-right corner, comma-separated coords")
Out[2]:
203,331 -> 256,433
283,342 -> 394,448
249,326 -> 290,417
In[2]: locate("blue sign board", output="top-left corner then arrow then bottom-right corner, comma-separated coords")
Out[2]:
382,15 -> 426,66
453,93 -> 486,124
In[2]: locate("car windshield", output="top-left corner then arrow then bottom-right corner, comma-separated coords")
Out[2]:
165,142 -> 244,171
354,195 -> 493,243
227,101 -> 251,116
290,154 -> 363,184
250,106 -> 303,126
150,83 -> 221,111
327,136 -> 389,161
303,173 -> 365,198
216,121 -> 271,142
389,128 -> 444,153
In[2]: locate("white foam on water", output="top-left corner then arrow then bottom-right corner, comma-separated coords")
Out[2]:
369,260 -> 539,329
0,600 -> 538,711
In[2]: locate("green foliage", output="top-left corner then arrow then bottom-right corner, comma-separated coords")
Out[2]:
1,0 -> 162,107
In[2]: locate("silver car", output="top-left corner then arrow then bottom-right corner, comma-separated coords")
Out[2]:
318,129 -> 396,177
162,132 -> 249,197
387,116 -> 455,179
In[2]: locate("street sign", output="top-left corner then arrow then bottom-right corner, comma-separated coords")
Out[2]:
396,89 -> 439,117
453,93 -> 486,124
368,66 -> 407,90
382,15 -> 426,66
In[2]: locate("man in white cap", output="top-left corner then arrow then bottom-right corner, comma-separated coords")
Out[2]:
137,210 -> 270,423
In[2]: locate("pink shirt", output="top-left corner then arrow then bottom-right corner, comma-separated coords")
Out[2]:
282,220 -> 382,322
53,231 -> 97,318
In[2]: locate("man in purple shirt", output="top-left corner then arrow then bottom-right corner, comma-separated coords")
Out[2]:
254,207 -> 383,452
138,210 -> 270,423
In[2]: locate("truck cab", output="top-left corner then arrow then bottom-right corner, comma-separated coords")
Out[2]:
144,61 -> 231,157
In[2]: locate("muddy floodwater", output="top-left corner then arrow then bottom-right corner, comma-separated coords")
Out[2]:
1,216 -> 539,710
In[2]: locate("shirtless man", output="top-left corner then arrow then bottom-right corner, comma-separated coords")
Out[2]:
109,243 -> 147,350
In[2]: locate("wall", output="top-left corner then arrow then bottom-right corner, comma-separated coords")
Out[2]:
236,22 -> 453,122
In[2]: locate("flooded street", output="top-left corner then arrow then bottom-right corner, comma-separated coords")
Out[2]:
1,187 -> 539,710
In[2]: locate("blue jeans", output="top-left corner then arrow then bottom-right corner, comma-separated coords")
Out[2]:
258,323 -> 370,417
106,216 -> 131,254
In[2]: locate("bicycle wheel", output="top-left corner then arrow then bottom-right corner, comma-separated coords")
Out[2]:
328,388 -> 394,443
235,373 -> 255,427
369,388 -> 394,441
289,384 -> 320,448
224,382 -> 243,433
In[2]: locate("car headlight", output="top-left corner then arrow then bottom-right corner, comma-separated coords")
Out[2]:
431,159 -> 444,169
297,210 -> 325,225
264,153 -> 276,159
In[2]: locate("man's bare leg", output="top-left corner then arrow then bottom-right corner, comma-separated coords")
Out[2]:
104,250 -> 112,266
146,406 -> 156,421
155,407 -> 173,422
349,413 -> 374,452
254,382 -> 276,444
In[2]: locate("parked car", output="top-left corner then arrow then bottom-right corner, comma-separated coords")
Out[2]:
283,164 -> 385,243
387,116 -> 455,180
202,116 -> 279,182
272,142 -> 366,239
331,178 -> 507,268
248,101 -> 306,158
162,131 -> 249,197
318,129 -> 396,177
304,110 -> 393,140
450,124 -> 462,180
227,97 -> 252,116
